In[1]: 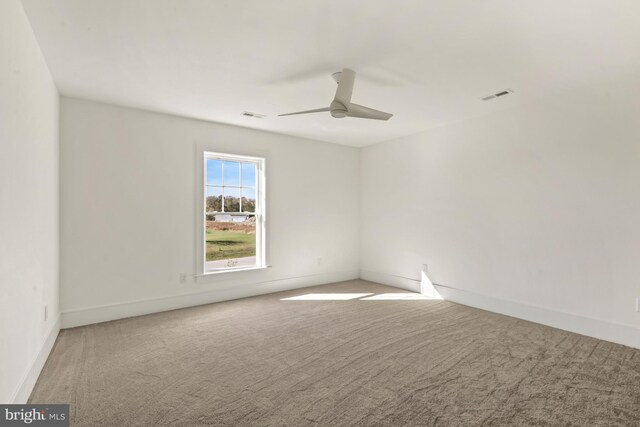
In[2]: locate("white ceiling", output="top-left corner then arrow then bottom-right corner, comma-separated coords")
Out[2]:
21,0 -> 640,147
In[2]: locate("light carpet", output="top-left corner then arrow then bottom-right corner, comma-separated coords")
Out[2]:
30,280 -> 640,426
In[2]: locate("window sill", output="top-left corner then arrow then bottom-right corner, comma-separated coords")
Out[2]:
196,265 -> 270,278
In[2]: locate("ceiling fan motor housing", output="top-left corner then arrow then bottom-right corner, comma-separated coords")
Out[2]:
330,100 -> 348,118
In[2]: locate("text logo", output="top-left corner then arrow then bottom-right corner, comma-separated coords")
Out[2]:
0,405 -> 69,426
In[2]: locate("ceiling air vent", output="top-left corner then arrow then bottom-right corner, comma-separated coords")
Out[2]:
242,111 -> 266,118
481,89 -> 514,101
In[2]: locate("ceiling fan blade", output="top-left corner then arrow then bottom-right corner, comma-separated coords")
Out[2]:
347,103 -> 393,120
334,68 -> 356,107
278,107 -> 330,117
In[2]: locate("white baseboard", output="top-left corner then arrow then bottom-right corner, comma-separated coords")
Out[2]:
359,269 -> 639,349
11,316 -> 60,403
434,283 -> 640,350
61,269 -> 359,328
62,267 -> 639,349
359,269 -> 421,293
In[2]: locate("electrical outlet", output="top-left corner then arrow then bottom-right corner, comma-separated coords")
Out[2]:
422,264 -> 428,273
179,273 -> 187,284
317,257 -> 323,266
636,297 -> 639,312
44,305 -> 48,321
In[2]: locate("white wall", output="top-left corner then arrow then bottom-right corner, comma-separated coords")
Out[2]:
59,98 -> 359,326
361,69 -> 640,343
0,1 -> 59,403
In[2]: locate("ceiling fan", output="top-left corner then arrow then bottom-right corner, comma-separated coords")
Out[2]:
279,68 -> 393,121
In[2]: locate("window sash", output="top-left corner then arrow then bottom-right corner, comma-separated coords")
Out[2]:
202,151 -> 266,274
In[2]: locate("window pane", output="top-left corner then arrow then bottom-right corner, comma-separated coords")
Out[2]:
242,162 -> 256,188
206,216 -> 256,268
206,159 -> 223,185
205,186 -> 223,213
224,187 -> 241,212
242,188 -> 256,212
223,161 -> 240,186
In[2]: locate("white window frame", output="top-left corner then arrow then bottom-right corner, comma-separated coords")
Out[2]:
199,151 -> 266,275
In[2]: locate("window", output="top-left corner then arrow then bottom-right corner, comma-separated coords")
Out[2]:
202,152 -> 265,273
